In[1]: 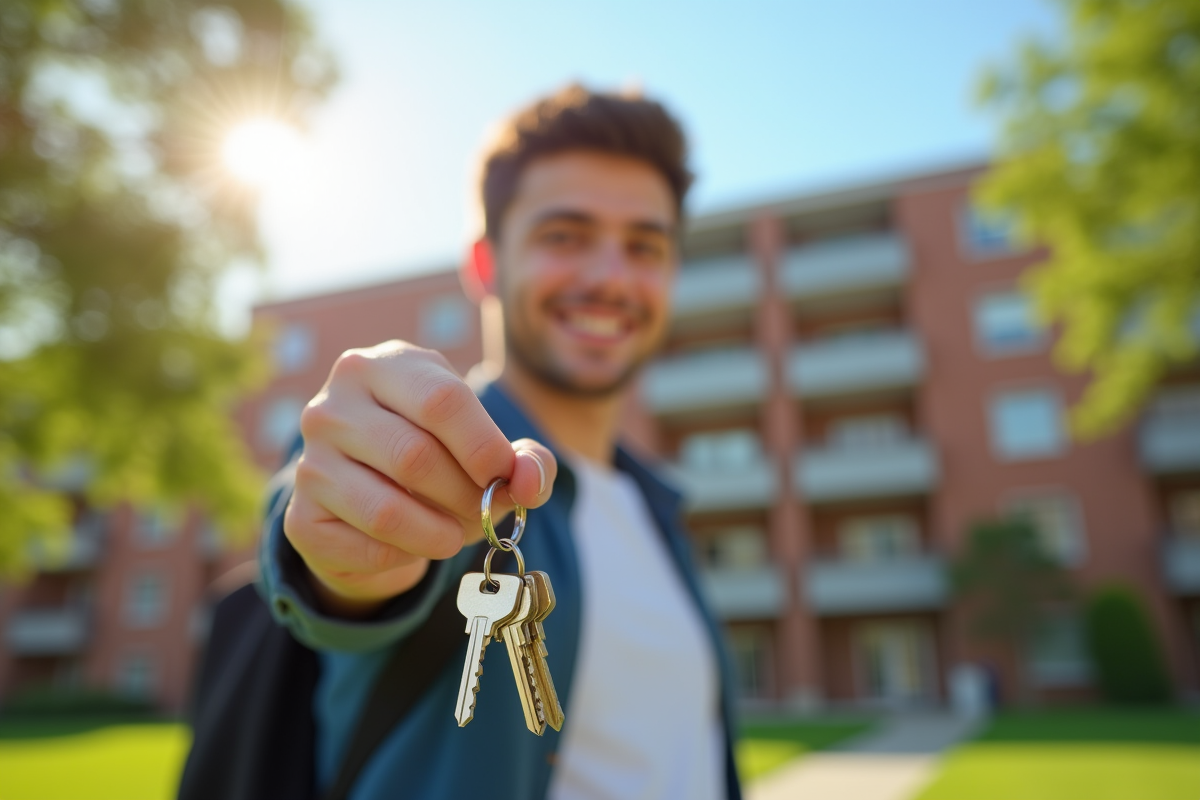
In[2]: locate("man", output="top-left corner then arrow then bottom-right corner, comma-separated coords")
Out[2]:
182,84 -> 742,800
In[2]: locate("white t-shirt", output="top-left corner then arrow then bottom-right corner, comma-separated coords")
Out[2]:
547,456 -> 724,800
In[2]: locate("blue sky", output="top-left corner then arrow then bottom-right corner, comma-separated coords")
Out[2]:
244,0 -> 1061,307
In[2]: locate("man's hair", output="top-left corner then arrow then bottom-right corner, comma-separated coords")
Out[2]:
479,84 -> 693,240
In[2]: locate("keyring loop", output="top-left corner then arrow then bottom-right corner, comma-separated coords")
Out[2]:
483,538 -> 525,586
481,477 -> 526,549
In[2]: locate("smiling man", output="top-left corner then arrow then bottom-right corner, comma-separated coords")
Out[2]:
180,85 -> 743,800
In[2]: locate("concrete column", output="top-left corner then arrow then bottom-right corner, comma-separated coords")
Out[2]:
749,214 -> 822,707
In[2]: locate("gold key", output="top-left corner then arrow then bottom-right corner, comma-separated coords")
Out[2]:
497,574 -> 546,735
526,570 -> 564,731
454,572 -> 523,727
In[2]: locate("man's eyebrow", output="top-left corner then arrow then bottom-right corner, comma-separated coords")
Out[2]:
530,209 -> 676,237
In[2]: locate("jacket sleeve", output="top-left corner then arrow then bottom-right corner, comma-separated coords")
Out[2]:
256,442 -> 474,653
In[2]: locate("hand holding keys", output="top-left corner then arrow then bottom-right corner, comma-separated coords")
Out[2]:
454,477 -> 564,735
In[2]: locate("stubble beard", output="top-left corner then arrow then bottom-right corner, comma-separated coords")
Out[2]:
503,315 -> 657,399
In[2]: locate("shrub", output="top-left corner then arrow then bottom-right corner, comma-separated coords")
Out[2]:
1083,585 -> 1171,704
1,686 -> 156,717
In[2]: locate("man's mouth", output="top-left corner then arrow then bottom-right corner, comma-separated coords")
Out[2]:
556,309 -> 635,343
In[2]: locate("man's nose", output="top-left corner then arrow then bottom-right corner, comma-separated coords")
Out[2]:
580,237 -> 635,286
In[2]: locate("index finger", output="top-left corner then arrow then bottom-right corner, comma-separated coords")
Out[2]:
365,348 -> 516,488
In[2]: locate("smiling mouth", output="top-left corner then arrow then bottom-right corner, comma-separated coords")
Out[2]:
555,309 -> 635,342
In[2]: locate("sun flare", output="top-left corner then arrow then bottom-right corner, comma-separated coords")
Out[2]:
221,118 -> 307,187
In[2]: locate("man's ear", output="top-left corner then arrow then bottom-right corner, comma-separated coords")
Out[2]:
460,238 -> 496,303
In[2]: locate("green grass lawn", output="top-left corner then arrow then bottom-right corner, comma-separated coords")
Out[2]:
0,718 -> 189,800
914,708 -> 1200,800
737,717 -> 873,782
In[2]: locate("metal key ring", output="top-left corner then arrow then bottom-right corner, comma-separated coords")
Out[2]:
483,538 -> 525,586
481,477 -> 526,550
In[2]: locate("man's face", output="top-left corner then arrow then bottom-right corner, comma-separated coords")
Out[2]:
493,150 -> 678,397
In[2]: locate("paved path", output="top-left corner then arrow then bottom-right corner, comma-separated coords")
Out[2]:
747,713 -> 979,800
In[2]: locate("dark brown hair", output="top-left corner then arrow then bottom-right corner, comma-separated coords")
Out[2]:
479,84 -> 693,239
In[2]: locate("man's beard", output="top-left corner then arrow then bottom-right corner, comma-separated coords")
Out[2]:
503,315 -> 655,399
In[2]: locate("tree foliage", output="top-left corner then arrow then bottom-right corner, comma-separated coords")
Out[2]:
952,517 -> 1074,701
0,1 -> 335,574
1084,584 -> 1172,704
978,0 -> 1200,436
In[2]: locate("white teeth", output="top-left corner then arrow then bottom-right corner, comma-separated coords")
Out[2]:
567,314 -> 622,337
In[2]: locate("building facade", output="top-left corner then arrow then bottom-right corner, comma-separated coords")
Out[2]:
2,164 -> 1197,712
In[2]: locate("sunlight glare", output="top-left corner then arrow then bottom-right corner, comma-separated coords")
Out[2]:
222,119 -> 307,187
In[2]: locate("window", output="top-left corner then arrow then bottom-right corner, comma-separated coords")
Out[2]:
960,204 -> 1018,259
1005,493 -> 1087,566
700,526 -> 768,570
1028,612 -> 1092,687
116,651 -> 158,698
828,414 -> 906,448
989,389 -> 1064,460
1170,490 -> 1200,538
124,573 -> 167,628
135,508 -> 177,548
679,429 -> 760,472
975,291 -> 1044,356
840,515 -> 920,561
728,627 -> 771,699
259,395 -> 305,451
273,323 -> 315,374
420,295 -> 471,349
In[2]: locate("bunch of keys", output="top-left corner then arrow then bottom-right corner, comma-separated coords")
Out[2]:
454,476 -> 565,735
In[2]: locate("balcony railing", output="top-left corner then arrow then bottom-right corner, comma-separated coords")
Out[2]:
780,233 -> 909,303
1139,415 -> 1200,474
4,608 -> 91,656
672,255 -> 760,326
668,459 -> 780,513
1163,536 -> 1200,595
795,438 -> 939,503
642,347 -> 768,416
700,566 -> 786,620
788,330 -> 924,400
804,555 -> 949,615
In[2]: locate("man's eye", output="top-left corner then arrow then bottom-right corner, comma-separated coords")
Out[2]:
541,229 -> 584,247
630,239 -> 667,260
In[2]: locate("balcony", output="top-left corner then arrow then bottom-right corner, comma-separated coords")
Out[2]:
788,330 -> 924,400
804,555 -> 949,615
4,608 -> 90,656
642,347 -> 768,416
668,459 -> 780,513
1163,536 -> 1200,595
780,233 -> 909,306
672,255 -> 760,329
1139,415 -> 1200,475
700,566 -> 786,620
796,438 -> 938,503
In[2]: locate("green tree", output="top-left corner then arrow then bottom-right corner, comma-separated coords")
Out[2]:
1084,584 -> 1172,704
952,517 -> 1074,704
977,0 -> 1200,436
0,1 -> 335,573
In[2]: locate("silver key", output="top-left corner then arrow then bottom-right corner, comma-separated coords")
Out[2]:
497,575 -> 545,735
526,571 -> 565,731
455,572 -> 523,727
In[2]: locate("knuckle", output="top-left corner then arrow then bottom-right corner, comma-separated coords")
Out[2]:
362,538 -> 402,572
298,400 -> 333,439
331,348 -> 370,378
359,491 -> 406,539
416,375 -> 468,425
386,427 -> 438,483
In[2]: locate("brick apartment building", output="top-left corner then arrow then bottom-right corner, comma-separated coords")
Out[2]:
2,163 -> 1198,712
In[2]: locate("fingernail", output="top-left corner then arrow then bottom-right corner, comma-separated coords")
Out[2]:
516,449 -> 547,497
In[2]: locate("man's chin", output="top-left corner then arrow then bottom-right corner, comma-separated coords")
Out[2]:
511,348 -> 643,399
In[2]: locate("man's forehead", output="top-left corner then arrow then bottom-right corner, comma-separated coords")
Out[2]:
505,150 -> 677,231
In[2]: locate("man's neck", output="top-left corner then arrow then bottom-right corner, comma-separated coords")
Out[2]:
498,362 -> 624,464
